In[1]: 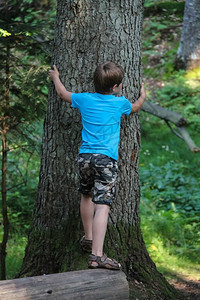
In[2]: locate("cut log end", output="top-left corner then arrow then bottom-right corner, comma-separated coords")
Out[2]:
192,147 -> 200,153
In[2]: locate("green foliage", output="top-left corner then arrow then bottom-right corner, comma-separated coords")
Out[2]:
0,132 -> 41,236
142,1 -> 184,79
140,161 -> 200,213
141,212 -> 200,279
140,206 -> 200,276
139,124 -> 200,276
7,145 -> 41,232
144,0 -> 185,17
6,236 -> 28,280
0,1 -> 56,279
0,0 -> 56,129
154,73 -> 200,131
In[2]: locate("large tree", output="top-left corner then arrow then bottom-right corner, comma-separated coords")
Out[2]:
19,1 -> 183,299
176,0 -> 200,69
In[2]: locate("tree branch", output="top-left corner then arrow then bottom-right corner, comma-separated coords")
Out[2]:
176,126 -> 200,153
142,101 -> 187,126
142,101 -> 200,153
165,121 -> 184,140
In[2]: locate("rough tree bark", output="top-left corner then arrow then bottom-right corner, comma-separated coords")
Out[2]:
176,0 -> 200,69
19,1 -> 184,299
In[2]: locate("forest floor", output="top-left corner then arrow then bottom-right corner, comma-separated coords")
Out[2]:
169,275 -> 200,299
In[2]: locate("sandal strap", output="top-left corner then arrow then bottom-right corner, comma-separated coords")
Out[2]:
80,236 -> 92,245
80,236 -> 92,253
89,253 -> 98,262
89,254 -> 120,269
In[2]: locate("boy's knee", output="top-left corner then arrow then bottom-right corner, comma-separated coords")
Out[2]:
95,204 -> 110,213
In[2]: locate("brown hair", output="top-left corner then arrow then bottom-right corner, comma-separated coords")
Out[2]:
93,62 -> 124,94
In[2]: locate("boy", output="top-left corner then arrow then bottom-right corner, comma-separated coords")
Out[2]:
49,62 -> 145,270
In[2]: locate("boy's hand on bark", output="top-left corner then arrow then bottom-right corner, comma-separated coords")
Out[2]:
49,65 -> 59,81
140,83 -> 146,100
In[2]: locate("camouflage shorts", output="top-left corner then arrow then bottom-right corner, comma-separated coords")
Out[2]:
76,153 -> 118,206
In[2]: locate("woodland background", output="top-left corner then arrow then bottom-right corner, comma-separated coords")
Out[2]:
0,0 -> 200,298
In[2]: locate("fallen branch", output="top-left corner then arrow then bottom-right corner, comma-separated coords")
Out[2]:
176,126 -> 200,153
142,101 -> 187,126
141,101 -> 200,153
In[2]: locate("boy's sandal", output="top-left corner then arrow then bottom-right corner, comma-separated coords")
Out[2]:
88,254 -> 121,270
79,236 -> 92,253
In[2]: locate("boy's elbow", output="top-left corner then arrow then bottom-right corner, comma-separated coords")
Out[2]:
59,92 -> 66,100
131,98 -> 145,113
61,92 -> 72,103
131,104 -> 139,114
58,91 -> 68,101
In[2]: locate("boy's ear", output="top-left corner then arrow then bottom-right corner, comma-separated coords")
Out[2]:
112,84 -> 118,91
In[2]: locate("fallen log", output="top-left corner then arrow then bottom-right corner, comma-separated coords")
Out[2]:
0,269 -> 129,300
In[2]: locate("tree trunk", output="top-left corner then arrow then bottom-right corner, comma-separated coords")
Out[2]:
0,41 -> 10,280
19,1 -> 184,299
176,0 -> 200,69
0,126 -> 9,280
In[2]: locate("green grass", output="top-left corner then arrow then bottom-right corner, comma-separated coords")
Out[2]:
141,213 -> 200,280
142,232 -> 200,280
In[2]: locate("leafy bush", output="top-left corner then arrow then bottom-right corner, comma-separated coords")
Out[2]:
140,161 -> 200,213
140,156 -> 200,265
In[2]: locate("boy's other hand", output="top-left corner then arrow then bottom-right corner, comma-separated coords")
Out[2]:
140,83 -> 146,100
49,65 -> 59,81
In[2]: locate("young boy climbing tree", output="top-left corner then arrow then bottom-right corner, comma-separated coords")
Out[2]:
49,62 -> 145,270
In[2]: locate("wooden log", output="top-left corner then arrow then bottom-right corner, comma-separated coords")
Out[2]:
0,269 -> 129,300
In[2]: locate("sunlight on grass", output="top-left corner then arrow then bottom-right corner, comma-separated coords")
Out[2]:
185,67 -> 200,88
146,236 -> 200,280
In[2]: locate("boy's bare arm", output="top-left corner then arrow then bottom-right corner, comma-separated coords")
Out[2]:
131,83 -> 146,113
49,65 -> 72,104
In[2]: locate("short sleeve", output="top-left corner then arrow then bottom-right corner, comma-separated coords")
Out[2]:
120,96 -> 132,115
71,93 -> 81,109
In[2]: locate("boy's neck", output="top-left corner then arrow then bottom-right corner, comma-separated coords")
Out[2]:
97,92 -> 119,96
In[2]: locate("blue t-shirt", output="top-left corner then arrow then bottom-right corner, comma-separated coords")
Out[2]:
71,92 -> 132,161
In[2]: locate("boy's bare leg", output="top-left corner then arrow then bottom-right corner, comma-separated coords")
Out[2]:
80,194 -> 94,240
92,204 -> 110,257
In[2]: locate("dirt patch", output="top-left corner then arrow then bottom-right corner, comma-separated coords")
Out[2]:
169,275 -> 200,300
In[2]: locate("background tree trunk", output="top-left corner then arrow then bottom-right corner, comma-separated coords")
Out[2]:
0,126 -> 9,280
176,0 -> 200,69
19,1 -> 184,299
0,42 -> 10,280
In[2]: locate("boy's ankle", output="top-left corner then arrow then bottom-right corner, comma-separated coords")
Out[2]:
92,250 -> 103,257
85,235 -> 92,241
